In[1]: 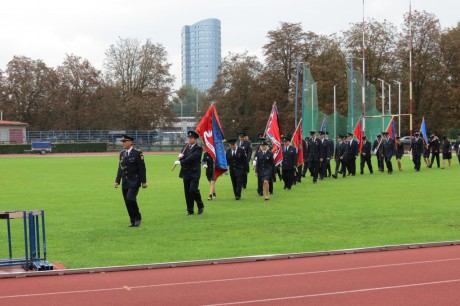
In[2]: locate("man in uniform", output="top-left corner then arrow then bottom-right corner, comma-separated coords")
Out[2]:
115,135 -> 147,227
428,134 -> 440,168
226,138 -> 249,200
174,131 -> 204,215
395,136 -> 404,171
308,131 -> 321,183
281,136 -> 297,190
325,132 -> 334,177
346,132 -> 358,176
237,133 -> 252,189
318,131 -> 330,180
332,134 -> 347,178
382,131 -> 395,174
360,136 -> 373,174
373,134 -> 384,172
455,133 -> 460,165
410,132 -> 424,171
254,140 -> 275,200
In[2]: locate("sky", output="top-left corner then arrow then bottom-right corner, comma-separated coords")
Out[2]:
1,0 -> 458,90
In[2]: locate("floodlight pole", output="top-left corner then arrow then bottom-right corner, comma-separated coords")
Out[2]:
393,80 -> 401,137
333,84 -> 337,141
377,78 -> 385,131
311,82 -> 317,130
294,61 -> 300,129
388,83 -> 391,115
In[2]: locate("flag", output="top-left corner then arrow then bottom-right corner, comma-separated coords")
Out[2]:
385,117 -> 396,149
320,116 -> 327,134
196,103 -> 228,179
353,116 -> 363,152
420,117 -> 429,146
292,119 -> 304,166
264,103 -> 283,166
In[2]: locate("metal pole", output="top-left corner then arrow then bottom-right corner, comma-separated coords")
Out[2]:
362,0 -> 366,132
311,83 -> 316,130
196,91 -> 199,113
398,82 -> 401,136
377,78 -> 385,131
301,64 -> 306,136
350,56 -> 354,130
294,61 -> 300,128
388,83 -> 391,114
334,84 -> 337,141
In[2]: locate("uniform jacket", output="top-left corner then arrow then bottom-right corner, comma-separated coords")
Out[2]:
361,141 -> 372,157
410,137 -> 424,155
335,141 -> 347,160
255,149 -> 275,178
347,139 -> 358,159
308,137 -> 321,161
382,137 -> 395,157
179,143 -> 203,179
429,137 -> 440,154
396,142 -> 404,156
116,148 -> 146,188
302,139 -> 309,160
455,139 -> 460,154
226,147 -> 249,176
281,145 -> 297,170
327,139 -> 334,159
319,138 -> 331,159
237,140 -> 252,161
442,140 -> 451,153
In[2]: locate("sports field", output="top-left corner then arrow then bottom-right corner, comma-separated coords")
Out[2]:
0,153 -> 459,268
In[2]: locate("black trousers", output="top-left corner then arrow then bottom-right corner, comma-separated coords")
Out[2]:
385,156 -> 393,172
431,153 -> 440,167
242,170 -> 248,188
347,158 -> 356,175
282,169 -> 295,188
309,160 -> 320,182
231,172 -> 244,198
183,177 -> 203,213
326,159 -> 332,176
360,155 -> 373,173
378,154 -> 385,171
413,154 -> 421,171
295,165 -> 303,182
302,161 -> 309,176
122,187 -> 141,223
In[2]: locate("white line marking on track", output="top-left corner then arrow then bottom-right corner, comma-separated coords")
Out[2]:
203,278 -> 460,305
1,257 -> 460,300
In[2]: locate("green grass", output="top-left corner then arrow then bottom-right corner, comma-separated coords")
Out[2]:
0,154 -> 459,268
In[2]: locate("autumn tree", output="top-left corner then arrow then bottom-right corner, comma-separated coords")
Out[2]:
104,37 -> 175,129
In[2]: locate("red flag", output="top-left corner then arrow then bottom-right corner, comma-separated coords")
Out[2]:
385,116 -> 397,149
292,119 -> 304,166
353,117 -> 363,152
196,106 -> 216,158
264,103 -> 283,166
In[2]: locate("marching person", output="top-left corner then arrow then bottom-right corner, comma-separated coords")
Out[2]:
254,140 -> 275,200
226,138 -> 249,200
395,136 -> 404,171
325,132 -> 334,178
237,133 -> 252,189
202,151 -> 216,200
382,131 -> 395,174
360,136 -> 373,174
308,131 -> 321,183
410,132 -> 424,172
373,134 -> 385,172
428,134 -> 440,168
455,133 -> 460,165
346,132 -> 358,176
332,134 -> 347,179
423,142 -> 431,168
318,131 -> 330,180
441,136 -> 452,169
301,136 -> 310,178
115,135 -> 147,227
174,131 -> 204,215
281,136 -> 297,190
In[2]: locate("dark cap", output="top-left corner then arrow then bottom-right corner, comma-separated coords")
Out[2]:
337,134 -> 343,139
442,135 -> 447,140
227,138 -> 237,144
238,132 -> 246,137
396,136 -> 400,140
187,131 -> 199,139
318,131 -> 325,135
309,130 -> 316,135
282,136 -> 291,142
347,132 -> 353,137
362,136 -> 367,140
377,134 -> 382,138
121,135 -> 134,142
382,131 -> 389,135
261,140 -> 269,146
414,132 -> 420,136
325,131 -> 329,135
257,133 -> 264,138
258,136 -> 266,141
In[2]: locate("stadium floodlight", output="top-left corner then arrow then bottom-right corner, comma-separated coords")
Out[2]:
393,80 -> 402,137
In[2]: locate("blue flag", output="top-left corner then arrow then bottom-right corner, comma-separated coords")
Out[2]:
212,113 -> 228,178
420,117 -> 429,145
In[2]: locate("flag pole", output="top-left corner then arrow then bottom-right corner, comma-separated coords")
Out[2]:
362,0 -> 366,134
263,102 -> 276,138
409,0 -> 413,140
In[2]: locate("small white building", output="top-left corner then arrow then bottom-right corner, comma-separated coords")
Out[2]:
0,121 -> 28,144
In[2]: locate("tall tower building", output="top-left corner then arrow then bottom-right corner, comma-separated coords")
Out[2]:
181,18 -> 221,92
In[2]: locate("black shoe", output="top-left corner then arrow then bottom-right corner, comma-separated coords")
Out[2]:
235,197 -> 240,200
198,208 -> 204,214
133,219 -> 141,227
287,187 -> 291,190
258,193 -> 263,197
360,171 -> 364,175
186,211 -> 194,215
128,223 -> 135,227
207,194 -> 212,200
332,174 -> 337,179
212,193 -> 216,199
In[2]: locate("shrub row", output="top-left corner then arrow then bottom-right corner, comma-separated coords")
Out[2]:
0,142 -> 108,154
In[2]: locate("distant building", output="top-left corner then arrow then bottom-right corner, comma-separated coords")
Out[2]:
0,121 -> 28,144
181,18 -> 221,92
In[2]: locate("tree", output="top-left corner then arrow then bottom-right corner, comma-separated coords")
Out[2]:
104,37 -> 175,129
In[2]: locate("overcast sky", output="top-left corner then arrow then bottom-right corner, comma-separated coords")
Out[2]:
1,0 -> 458,89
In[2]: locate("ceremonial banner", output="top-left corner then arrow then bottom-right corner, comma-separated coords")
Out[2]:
196,103 -> 228,179
292,119 -> 304,166
353,116 -> 363,152
420,117 -> 429,146
264,103 -> 283,166
320,116 -> 327,134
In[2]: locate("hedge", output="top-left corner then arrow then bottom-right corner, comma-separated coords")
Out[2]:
0,142 -> 108,154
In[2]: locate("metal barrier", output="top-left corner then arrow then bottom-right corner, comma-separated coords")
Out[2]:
0,210 -> 52,271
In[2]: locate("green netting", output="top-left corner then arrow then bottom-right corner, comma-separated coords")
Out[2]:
301,67 -> 347,139
301,67 -> 392,143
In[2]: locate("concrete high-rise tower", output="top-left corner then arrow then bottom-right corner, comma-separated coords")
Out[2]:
181,18 -> 221,92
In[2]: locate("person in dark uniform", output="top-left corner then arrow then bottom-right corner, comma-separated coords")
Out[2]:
372,134 -> 384,172
308,131 -> 321,183
360,136 -> 373,174
226,138 -> 249,200
346,132 -> 358,176
318,131 -> 330,180
281,136 -> 297,190
332,134 -> 347,178
174,131 -> 204,215
395,136 -> 404,171
410,132 -> 424,171
302,137 -> 310,178
253,136 -> 274,196
325,132 -> 334,177
441,136 -> 452,169
237,133 -> 252,189
382,131 -> 395,174
428,134 -> 440,168
115,135 -> 147,227
254,140 -> 275,200
202,152 -> 216,200
455,134 -> 460,165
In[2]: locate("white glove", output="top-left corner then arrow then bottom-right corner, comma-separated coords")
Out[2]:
252,160 -> 257,167
178,153 -> 184,158
203,165 -> 208,169
373,149 -> 377,155
174,161 -> 181,165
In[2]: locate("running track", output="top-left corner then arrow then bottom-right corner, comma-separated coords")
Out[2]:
1,245 -> 460,305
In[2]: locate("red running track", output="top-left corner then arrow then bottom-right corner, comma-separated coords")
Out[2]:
1,245 -> 460,306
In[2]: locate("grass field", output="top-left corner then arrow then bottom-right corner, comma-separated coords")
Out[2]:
0,153 -> 459,268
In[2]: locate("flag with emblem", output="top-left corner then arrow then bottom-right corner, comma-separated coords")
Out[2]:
264,102 -> 283,166
353,116 -> 363,152
292,119 -> 304,166
196,103 -> 228,179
